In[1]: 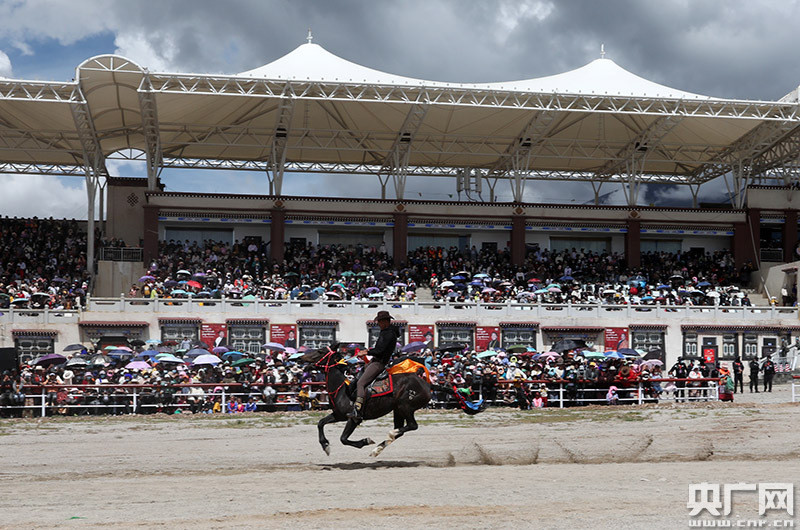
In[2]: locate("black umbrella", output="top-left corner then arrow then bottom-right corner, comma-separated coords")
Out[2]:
642,349 -> 664,361
34,354 -> 67,367
436,343 -> 466,353
63,343 -> 87,352
551,339 -> 587,353
129,339 -> 146,347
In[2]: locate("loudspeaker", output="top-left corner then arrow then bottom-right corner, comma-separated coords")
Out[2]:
0,347 -> 18,373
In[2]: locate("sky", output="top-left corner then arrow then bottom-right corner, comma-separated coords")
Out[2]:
1,0 -> 800,218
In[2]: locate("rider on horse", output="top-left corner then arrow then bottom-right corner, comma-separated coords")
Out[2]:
348,310 -> 399,422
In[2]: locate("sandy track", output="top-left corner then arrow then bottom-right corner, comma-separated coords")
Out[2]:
1,392 -> 798,529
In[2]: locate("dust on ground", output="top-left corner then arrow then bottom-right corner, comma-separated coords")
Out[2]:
0,383 -> 797,529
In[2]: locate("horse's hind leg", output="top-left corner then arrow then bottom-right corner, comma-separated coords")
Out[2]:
339,419 -> 375,449
318,413 -> 339,455
371,409 -> 415,458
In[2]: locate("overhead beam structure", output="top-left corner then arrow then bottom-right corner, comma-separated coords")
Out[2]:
379,103 -> 428,200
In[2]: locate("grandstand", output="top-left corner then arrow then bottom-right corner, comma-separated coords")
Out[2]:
1,38 -> 800,369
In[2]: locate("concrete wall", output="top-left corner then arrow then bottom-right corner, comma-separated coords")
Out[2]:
106,179 -> 148,246
94,261 -> 146,298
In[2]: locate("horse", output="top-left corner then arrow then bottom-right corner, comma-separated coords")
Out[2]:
301,345 -> 484,457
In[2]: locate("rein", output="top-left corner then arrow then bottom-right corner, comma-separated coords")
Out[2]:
315,346 -> 348,400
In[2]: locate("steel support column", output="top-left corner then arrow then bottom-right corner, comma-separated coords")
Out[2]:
138,74 -> 163,191
267,95 -> 295,196
511,216 -> 526,266
625,219 -> 641,269
381,103 -> 428,201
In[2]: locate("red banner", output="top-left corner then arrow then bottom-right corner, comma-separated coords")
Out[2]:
703,347 -> 716,364
604,327 -> 629,350
475,326 -> 500,352
200,323 -> 227,348
270,324 -> 298,348
408,325 -> 435,350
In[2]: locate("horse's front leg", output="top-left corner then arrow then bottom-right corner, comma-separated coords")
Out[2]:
340,418 -> 375,449
318,412 -> 340,455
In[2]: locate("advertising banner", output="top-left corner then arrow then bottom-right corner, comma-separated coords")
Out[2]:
408,324 -> 435,350
270,324 -> 298,348
475,326 -> 501,352
200,323 -> 227,348
604,327 -> 629,350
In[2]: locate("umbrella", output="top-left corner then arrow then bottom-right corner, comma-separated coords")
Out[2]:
63,343 -> 87,352
263,342 -> 286,352
184,348 -> 210,359
618,348 -> 640,357
436,343 -> 465,353
134,352 -> 158,361
505,345 -> 529,354
104,345 -> 122,351
476,351 -> 498,359
369,292 -> 384,298
129,339 -> 146,347
527,278 -> 542,283
581,351 -> 606,358
156,345 -> 173,353
533,288 -> 548,294
156,354 -> 186,364
232,358 -> 256,367
65,357 -> 89,368
393,282 -> 407,287
642,359 -> 664,368
559,275 -> 574,281
139,275 -> 156,282
482,287 -> 498,294
325,291 -> 342,299
331,283 -> 345,289
89,354 -> 112,367
125,360 -> 151,370
604,351 -> 625,359
401,341 -> 428,353
551,339 -> 587,353
696,281 -> 711,287
51,277 -> 67,283
340,271 -> 355,277
548,287 -> 562,293
107,349 -> 133,357
223,351 -> 246,361
284,271 -> 299,278
656,284 -> 670,289
34,353 -> 67,367
450,275 -> 466,281
176,269 -> 191,276
474,273 -> 490,279
706,291 -> 721,298
193,354 -> 222,366
439,281 -> 455,288
186,280 -> 203,289
163,280 -> 178,287
212,346 -> 229,354
170,289 -> 189,296
364,287 -> 380,294
642,349 -> 664,361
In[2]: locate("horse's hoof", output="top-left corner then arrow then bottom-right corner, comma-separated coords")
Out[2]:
370,445 -> 384,458
366,438 -> 375,445
323,445 -> 331,456
388,429 -> 400,441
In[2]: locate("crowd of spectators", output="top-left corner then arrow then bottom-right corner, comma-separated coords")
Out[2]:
1,337 -> 729,417
0,217 -> 90,310
133,238 -> 756,307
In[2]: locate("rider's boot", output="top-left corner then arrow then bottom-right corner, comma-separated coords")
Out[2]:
347,397 -> 364,423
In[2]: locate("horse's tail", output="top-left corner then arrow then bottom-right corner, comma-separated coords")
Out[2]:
431,384 -> 485,415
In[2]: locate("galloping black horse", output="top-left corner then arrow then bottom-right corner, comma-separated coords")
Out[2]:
301,345 -> 484,457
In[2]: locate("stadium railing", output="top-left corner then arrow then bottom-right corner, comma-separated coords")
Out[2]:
83,296 -> 797,321
1,378 -> 722,417
98,247 -> 143,262
793,376 -> 800,403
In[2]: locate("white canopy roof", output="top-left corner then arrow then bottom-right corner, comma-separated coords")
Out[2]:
240,42 -> 710,100
0,40 -> 798,202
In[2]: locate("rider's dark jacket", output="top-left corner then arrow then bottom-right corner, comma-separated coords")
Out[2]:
369,326 -> 399,364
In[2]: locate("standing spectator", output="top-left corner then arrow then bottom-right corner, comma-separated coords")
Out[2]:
762,358 -> 775,392
731,356 -> 744,393
749,358 -> 760,393
669,358 -> 689,402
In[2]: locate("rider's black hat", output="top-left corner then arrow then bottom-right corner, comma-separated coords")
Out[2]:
374,310 -> 393,321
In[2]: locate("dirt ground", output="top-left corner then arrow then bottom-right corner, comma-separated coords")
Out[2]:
0,384 -> 797,530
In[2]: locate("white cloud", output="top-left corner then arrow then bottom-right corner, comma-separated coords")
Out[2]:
113,32 -> 177,71
0,50 -> 11,77
0,174 -> 94,219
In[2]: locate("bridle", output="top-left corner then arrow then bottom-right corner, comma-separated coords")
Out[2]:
314,346 -> 348,400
